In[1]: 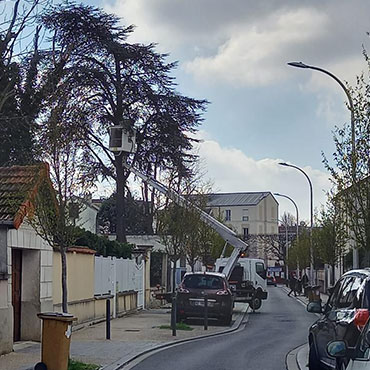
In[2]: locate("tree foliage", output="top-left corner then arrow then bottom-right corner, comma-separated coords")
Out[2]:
313,199 -> 347,274
75,228 -> 132,258
156,177 -> 224,279
97,192 -> 153,235
0,0 -> 73,166
287,229 -> 311,270
40,3 -> 208,242
28,72 -> 92,313
323,58 -> 370,252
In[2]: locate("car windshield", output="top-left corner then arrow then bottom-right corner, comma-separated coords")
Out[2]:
183,275 -> 224,290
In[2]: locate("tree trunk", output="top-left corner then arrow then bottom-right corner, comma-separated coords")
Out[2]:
115,153 -> 127,243
60,248 -> 68,313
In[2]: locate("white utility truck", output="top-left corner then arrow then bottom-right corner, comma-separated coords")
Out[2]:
110,127 -> 268,310
215,257 -> 267,310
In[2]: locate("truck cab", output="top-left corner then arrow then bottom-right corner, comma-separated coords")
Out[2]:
215,257 -> 268,310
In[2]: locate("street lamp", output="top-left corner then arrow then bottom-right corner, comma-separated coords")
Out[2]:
277,218 -> 289,281
274,193 -> 299,241
287,61 -> 358,268
278,162 -> 314,283
275,193 -> 300,277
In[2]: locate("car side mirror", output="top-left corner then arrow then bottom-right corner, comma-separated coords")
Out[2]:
307,301 -> 323,314
327,286 -> 335,295
327,341 -> 348,358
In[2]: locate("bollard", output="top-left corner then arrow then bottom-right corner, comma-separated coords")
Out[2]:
171,294 -> 177,337
204,294 -> 208,330
106,299 -> 111,340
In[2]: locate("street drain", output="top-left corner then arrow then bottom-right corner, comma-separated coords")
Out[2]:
125,329 -> 140,332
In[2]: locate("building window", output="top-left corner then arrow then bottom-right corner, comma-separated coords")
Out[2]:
225,209 -> 231,221
243,228 -> 249,240
242,209 -> 249,221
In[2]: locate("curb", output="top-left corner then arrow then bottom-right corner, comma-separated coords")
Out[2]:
280,286 -> 309,307
280,286 -> 322,318
286,343 -> 307,370
102,304 -> 250,370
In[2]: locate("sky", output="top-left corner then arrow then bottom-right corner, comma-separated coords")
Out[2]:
89,1 -> 369,222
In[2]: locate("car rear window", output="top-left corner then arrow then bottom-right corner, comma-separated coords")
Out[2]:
183,275 -> 224,290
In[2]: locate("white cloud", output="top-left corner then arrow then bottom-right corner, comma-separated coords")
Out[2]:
185,8 -> 328,86
104,0 -> 369,88
197,135 -> 331,223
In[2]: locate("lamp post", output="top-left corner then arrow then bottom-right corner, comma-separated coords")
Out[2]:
278,162 -> 314,284
277,218 -> 289,281
274,192 -> 300,277
287,61 -> 358,268
274,193 -> 299,241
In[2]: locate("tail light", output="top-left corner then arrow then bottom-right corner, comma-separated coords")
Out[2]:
354,309 -> 369,329
216,290 -> 229,296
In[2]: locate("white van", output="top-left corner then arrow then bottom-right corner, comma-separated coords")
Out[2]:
215,257 -> 268,310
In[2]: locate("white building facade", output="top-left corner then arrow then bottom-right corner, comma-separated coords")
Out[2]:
207,192 -> 279,264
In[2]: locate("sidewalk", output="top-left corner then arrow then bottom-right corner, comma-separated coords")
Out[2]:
286,343 -> 308,370
0,303 -> 248,370
281,285 -> 329,306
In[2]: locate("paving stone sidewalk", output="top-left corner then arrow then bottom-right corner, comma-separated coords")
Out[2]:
0,303 -> 247,370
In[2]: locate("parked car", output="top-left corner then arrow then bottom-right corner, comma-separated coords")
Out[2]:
267,275 -> 277,286
176,272 -> 234,325
307,269 -> 370,370
327,314 -> 370,370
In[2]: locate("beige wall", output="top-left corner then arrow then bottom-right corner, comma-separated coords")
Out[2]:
53,251 -> 138,325
53,251 -> 94,305
53,292 -> 137,325
117,292 -> 137,314
210,194 -> 279,236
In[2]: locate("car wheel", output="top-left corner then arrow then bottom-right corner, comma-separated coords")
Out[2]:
251,297 -> 262,310
308,342 -> 323,370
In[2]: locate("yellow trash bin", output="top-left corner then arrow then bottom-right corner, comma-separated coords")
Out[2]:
37,312 -> 76,370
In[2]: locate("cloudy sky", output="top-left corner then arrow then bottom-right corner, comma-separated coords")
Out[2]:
94,0 -> 369,222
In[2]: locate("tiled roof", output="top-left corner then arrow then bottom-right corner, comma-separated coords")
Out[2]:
0,164 -> 51,228
67,247 -> 96,255
207,192 -> 273,207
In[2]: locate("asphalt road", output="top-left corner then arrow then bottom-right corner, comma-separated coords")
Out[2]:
132,286 -> 317,370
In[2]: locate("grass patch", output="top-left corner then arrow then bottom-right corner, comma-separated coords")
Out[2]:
159,322 -> 193,331
68,359 -> 100,370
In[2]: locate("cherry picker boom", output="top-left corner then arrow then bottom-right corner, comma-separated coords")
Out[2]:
110,128 -> 267,310
123,162 -> 249,280
124,162 -> 268,309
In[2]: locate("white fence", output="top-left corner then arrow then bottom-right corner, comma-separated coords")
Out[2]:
94,256 -> 144,312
